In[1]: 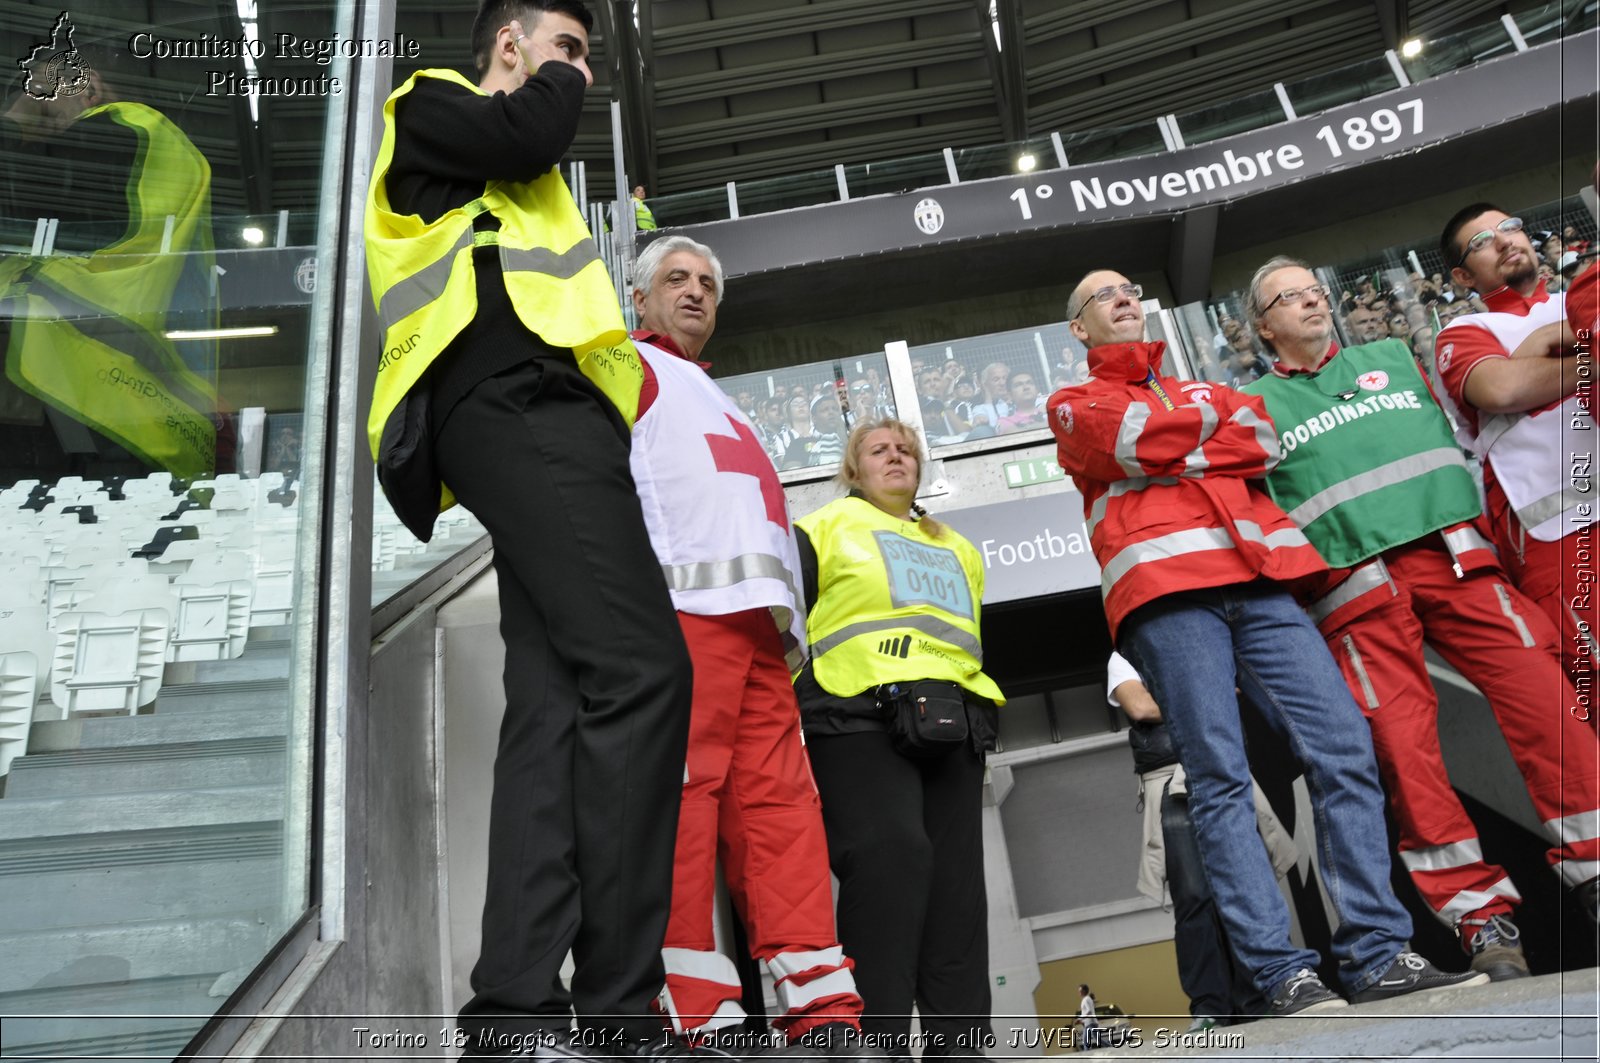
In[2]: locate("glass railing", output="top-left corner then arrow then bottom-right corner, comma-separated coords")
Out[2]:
640,9 -> 1552,229
1173,87 -> 1285,147
1399,18 -> 1521,82
908,322 -> 1083,450
710,352 -> 893,474
1282,54 -> 1400,117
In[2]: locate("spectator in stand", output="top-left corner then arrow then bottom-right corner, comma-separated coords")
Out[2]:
1387,311 -> 1412,344
786,395 -> 813,440
1345,305 -> 1386,344
996,371 -> 1046,434
1220,325 -> 1271,386
782,394 -> 848,469
969,361 -> 1014,431
757,396 -> 790,461
1410,326 -> 1436,374
917,364 -> 968,439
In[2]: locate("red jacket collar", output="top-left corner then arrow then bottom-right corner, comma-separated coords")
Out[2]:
1269,341 -> 1340,378
1480,279 -> 1550,315
1086,340 -> 1166,382
630,328 -> 711,370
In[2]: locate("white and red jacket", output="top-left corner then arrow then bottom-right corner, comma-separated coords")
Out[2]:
630,331 -> 807,667
1046,340 -> 1326,639
1434,282 -> 1596,542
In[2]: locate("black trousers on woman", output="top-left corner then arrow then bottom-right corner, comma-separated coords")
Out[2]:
805,729 -> 991,1057
432,351 -> 693,1056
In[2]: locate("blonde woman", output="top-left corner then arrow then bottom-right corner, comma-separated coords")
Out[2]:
793,418 -> 1004,1060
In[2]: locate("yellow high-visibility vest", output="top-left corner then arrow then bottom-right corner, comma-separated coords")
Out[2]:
4,102 -> 218,478
796,496 -> 1004,703
365,68 -> 641,512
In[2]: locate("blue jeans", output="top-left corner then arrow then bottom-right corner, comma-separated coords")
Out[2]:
1120,581 -> 1412,998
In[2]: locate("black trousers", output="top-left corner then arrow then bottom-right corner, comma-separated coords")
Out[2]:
1160,787 -> 1264,1023
804,729 -> 991,1056
433,353 -> 693,1053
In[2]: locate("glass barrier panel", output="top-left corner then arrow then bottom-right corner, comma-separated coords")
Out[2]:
732,169 -> 844,217
952,135 -> 1061,183
1516,0 -> 1593,47
907,323 -> 1080,451
370,492 -> 488,609
1167,296 -> 1270,387
1400,19 -> 1517,82
842,151 -> 955,199
711,352 -> 891,473
649,186 -> 733,229
1283,55 -> 1399,117
0,0 -> 343,1053
1171,87 -> 1285,147
1057,120 -> 1166,166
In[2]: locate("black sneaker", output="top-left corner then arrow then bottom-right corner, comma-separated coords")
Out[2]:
1462,914 -> 1530,981
1267,969 -> 1347,1016
1349,951 -> 1489,1003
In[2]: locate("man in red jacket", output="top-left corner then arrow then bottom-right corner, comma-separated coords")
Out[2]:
1048,270 -> 1483,1016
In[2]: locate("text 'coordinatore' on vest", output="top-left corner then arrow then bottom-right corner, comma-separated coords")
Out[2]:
1278,389 -> 1428,454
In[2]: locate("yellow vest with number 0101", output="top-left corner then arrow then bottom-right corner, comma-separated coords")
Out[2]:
796,496 -> 1004,703
364,68 -> 642,510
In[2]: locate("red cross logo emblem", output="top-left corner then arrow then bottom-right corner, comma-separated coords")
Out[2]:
705,413 -> 788,530
1357,370 -> 1389,392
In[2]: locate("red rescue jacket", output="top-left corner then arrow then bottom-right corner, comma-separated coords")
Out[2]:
1046,340 -> 1327,639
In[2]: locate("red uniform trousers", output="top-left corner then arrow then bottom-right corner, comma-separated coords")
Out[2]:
1487,484 -> 1600,711
1322,538 -> 1600,931
660,609 -> 863,1040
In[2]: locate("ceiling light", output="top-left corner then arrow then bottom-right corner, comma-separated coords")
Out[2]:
242,225 -> 266,245
165,325 -> 280,340
1017,153 -> 1037,173
1400,38 -> 1423,58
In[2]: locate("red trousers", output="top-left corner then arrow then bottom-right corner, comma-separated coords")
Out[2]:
1488,484 -> 1600,715
660,609 -> 862,1040
1324,539 -> 1600,930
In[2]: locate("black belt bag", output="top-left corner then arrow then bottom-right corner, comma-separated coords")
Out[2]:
876,680 -> 969,758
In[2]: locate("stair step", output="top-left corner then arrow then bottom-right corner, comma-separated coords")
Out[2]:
6,735 -> 285,797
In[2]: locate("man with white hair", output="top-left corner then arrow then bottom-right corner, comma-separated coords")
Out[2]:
1243,253 -> 1599,981
628,235 -> 867,1052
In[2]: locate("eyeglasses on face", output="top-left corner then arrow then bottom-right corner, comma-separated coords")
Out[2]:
1073,283 -> 1143,318
1262,283 -> 1329,313
1456,217 -> 1524,266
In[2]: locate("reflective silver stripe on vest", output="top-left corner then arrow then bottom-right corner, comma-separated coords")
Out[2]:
501,239 -> 604,282
661,551 -> 801,608
1309,557 -> 1395,625
810,614 -> 984,664
1086,476 -> 1179,536
1184,402 -> 1218,475
377,226 -> 473,337
1492,583 -> 1537,649
1232,404 -> 1279,468
1115,403 -> 1152,476
1476,410 -> 1517,458
1516,481 -> 1597,531
1442,526 -> 1495,562
1287,446 -> 1466,528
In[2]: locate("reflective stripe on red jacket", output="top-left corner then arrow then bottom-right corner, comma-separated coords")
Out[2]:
1047,340 -> 1327,640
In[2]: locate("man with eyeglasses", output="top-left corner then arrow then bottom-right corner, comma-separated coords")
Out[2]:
1431,204 -> 1598,696
1242,255 -> 1599,981
1047,270 -> 1466,1016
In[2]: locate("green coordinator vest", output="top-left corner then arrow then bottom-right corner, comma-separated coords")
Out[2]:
1244,340 -> 1480,569
796,497 -> 1004,703
365,69 -> 642,512
4,102 -> 219,477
